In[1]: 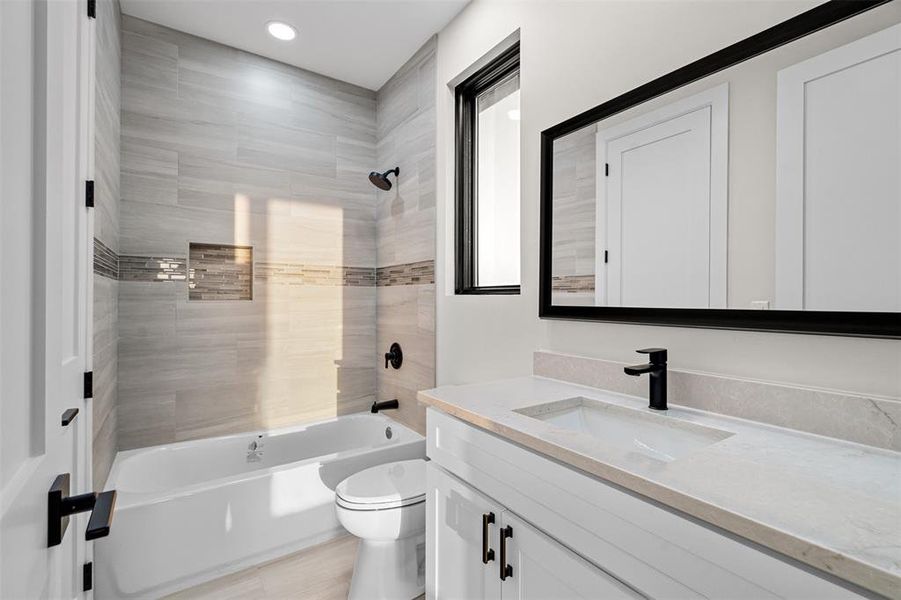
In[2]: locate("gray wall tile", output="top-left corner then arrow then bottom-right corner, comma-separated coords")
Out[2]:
116,17 -> 439,449
375,38 -> 438,435
122,29 -> 178,94
118,16 -> 380,449
93,274 -> 118,488
118,389 -> 177,448
92,0 -> 121,489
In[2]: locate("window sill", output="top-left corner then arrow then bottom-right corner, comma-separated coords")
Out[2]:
455,286 -> 521,296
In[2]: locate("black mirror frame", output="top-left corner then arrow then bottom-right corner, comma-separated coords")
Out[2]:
539,0 -> 900,339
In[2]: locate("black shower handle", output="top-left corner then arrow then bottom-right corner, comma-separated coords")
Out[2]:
384,342 -> 403,369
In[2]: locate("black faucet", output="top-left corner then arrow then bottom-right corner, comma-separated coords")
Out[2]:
624,348 -> 667,411
371,399 -> 399,413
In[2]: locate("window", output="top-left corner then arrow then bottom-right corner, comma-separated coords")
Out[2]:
455,43 -> 521,294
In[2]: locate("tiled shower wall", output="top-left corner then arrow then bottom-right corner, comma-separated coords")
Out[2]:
92,0 -> 121,489
117,17 -> 379,448
375,39 -> 438,434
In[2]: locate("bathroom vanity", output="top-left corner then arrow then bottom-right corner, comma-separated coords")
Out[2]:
420,378 -> 901,600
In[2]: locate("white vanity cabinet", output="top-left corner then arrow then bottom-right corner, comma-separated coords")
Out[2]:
427,463 -> 641,600
500,503 -> 641,600
427,462 -> 503,599
425,407 -> 867,600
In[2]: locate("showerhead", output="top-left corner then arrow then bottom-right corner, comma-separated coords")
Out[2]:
368,167 -> 399,191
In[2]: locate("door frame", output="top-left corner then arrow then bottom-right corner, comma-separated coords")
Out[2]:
594,84 -> 728,308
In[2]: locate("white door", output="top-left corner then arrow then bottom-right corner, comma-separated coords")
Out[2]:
426,463 -> 502,600
0,0 -> 94,598
499,512 -> 643,600
597,85 -> 728,308
775,23 -> 901,311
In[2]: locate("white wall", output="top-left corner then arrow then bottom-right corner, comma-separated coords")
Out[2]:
435,0 -> 901,398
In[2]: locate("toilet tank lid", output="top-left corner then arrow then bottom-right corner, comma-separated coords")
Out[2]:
336,459 -> 426,507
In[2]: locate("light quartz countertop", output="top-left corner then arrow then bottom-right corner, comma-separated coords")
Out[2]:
418,376 -> 901,599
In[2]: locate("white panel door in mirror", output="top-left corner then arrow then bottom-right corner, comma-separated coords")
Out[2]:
596,85 -> 728,308
776,22 -> 901,312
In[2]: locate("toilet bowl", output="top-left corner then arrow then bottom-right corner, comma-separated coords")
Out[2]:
336,459 -> 426,600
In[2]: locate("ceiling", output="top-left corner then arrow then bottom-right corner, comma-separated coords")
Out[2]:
119,0 -> 470,90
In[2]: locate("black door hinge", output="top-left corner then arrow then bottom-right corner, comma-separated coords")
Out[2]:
83,562 -> 93,592
604,250 -> 608,264
605,163 -> 609,177
85,180 -> 94,208
87,0 -> 96,19
83,371 -> 93,399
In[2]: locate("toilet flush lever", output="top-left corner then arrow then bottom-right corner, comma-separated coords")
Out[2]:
48,473 -> 117,547
384,342 -> 403,369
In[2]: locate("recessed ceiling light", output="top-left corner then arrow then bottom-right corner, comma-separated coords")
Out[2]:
267,21 -> 297,41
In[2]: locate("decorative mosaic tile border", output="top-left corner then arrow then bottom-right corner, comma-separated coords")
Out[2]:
376,260 -> 435,286
188,243 -> 253,301
119,255 -> 187,282
552,274 -> 595,293
255,263 -> 376,287
113,254 -> 434,288
93,238 -> 119,280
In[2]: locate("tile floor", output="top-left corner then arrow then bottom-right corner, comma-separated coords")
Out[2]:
164,535 -> 358,600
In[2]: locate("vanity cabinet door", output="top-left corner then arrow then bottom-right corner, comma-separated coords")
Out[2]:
427,463 -> 503,600
499,512 -> 643,600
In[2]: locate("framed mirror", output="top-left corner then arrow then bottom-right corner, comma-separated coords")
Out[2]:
539,0 -> 901,338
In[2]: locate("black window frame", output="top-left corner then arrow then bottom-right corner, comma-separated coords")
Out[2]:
455,42 -> 522,295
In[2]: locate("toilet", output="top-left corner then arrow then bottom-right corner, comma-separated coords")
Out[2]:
335,459 -> 427,600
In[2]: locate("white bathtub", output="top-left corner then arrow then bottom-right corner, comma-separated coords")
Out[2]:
96,413 -> 425,599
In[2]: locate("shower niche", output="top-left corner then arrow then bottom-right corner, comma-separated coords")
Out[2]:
187,243 -> 254,301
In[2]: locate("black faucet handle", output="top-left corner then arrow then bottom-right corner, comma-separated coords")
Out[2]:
384,342 -> 403,370
637,348 -> 667,364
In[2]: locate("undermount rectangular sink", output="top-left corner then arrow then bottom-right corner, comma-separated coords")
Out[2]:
515,397 -> 733,462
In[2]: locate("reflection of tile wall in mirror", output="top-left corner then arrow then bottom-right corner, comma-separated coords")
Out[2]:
548,2 -> 901,313
551,125 -> 596,284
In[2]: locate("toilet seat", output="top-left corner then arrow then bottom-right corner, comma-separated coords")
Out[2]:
336,459 -> 426,511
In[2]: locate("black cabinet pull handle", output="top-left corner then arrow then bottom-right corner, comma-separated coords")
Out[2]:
482,512 -> 495,564
499,524 -> 513,580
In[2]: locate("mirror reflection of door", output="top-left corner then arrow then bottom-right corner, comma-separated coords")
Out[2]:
595,85 -> 728,308
776,23 -> 901,312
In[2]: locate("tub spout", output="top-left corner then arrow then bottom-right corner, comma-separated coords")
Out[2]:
371,399 -> 399,413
